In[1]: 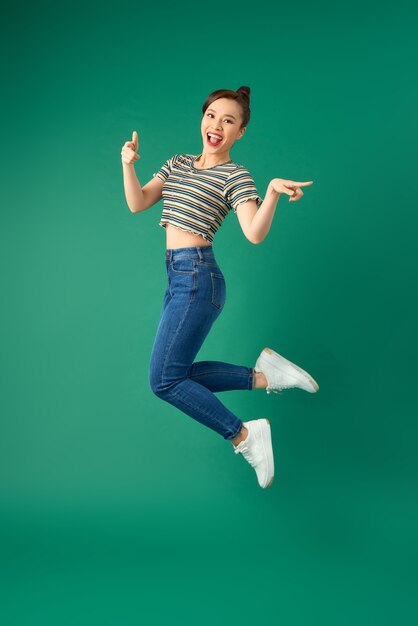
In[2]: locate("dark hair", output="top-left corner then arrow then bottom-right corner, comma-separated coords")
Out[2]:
201,86 -> 251,130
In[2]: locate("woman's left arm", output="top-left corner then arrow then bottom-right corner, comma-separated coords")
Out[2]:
249,178 -> 314,244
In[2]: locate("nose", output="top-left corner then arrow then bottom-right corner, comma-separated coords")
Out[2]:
208,120 -> 222,131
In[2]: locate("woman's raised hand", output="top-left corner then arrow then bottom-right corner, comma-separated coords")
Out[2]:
121,130 -> 141,165
269,178 -> 314,202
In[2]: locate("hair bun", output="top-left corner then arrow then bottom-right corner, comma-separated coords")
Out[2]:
236,86 -> 250,100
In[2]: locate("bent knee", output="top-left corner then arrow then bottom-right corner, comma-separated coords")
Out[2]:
149,368 -> 169,397
149,370 -> 184,398
149,371 -> 163,396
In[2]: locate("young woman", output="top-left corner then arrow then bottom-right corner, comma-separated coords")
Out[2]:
121,86 -> 319,489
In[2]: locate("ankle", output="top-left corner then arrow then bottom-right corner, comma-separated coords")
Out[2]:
231,425 -> 248,446
253,372 -> 268,389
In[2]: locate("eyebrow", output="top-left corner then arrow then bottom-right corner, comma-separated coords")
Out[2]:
207,108 -> 237,120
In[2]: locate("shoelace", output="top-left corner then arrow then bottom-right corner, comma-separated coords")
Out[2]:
262,361 -> 297,395
234,443 -> 260,468
264,362 -> 310,394
264,369 -> 286,395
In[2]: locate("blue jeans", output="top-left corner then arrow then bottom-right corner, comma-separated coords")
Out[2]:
148,245 -> 255,441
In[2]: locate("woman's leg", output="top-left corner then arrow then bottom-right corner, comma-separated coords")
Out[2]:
148,264 -> 246,441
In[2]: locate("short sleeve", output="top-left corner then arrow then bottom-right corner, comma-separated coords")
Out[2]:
152,154 -> 177,182
224,166 -> 263,214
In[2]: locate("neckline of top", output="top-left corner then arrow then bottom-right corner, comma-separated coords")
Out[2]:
191,154 -> 233,171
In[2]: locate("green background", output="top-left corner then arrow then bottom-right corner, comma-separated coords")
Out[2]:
1,0 -> 417,624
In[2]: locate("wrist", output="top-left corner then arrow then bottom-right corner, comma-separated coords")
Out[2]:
267,182 -> 280,196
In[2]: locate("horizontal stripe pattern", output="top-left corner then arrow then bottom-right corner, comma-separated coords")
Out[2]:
152,154 -> 263,243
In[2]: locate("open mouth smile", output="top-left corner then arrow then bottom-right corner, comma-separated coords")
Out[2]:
206,133 -> 223,146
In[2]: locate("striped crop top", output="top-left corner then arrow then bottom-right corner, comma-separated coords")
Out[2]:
152,153 -> 263,243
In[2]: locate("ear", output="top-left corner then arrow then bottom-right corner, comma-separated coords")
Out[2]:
237,127 -> 246,140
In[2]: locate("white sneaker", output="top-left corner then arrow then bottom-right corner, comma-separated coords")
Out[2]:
254,347 -> 319,394
233,419 -> 274,489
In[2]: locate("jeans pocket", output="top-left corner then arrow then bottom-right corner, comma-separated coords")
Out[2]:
170,259 -> 196,275
211,272 -> 226,309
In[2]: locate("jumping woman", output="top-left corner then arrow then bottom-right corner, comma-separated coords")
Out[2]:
121,86 -> 319,489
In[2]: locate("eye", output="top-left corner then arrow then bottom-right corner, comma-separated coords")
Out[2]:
206,113 -> 233,123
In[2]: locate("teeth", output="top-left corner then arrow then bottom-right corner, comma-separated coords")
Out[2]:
208,133 -> 222,140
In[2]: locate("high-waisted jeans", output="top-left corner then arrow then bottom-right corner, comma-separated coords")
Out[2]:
148,245 -> 255,441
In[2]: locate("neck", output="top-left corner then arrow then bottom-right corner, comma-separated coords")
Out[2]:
197,150 -> 230,167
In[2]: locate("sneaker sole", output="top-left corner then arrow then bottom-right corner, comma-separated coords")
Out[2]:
260,418 -> 274,488
262,347 -> 319,393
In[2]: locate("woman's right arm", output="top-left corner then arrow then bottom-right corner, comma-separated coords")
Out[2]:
121,131 -> 164,213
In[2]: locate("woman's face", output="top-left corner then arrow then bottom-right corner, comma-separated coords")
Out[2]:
200,98 -> 246,156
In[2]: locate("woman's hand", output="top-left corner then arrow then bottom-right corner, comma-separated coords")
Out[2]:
121,130 -> 141,165
269,178 -> 314,202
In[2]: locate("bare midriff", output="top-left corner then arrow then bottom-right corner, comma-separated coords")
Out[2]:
165,223 -> 212,250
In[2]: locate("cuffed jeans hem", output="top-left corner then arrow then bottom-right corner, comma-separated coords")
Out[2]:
249,367 -> 255,390
225,421 -> 244,442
